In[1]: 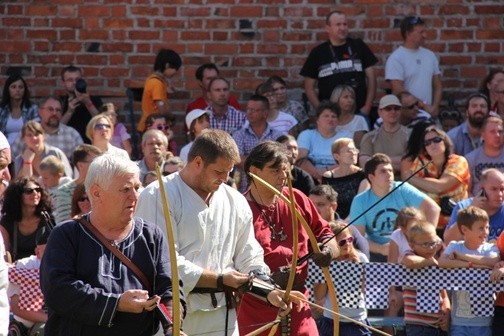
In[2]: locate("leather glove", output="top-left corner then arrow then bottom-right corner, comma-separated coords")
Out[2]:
312,245 -> 333,267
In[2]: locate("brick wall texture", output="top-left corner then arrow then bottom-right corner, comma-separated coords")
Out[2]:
1,1 -> 503,128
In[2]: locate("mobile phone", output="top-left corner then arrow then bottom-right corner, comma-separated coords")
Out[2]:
479,188 -> 487,198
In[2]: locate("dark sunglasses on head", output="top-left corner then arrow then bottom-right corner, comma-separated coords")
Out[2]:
94,123 -> 111,130
338,236 -> 354,247
23,187 -> 42,195
156,125 -> 170,131
424,136 -> 443,147
78,197 -> 89,202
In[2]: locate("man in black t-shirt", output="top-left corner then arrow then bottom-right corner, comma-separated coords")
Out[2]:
300,10 -> 378,116
59,65 -> 102,144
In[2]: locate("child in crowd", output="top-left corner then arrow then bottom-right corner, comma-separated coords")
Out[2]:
179,109 -> 210,164
386,207 -> 426,329
402,219 -> 450,335
314,222 -> 371,336
100,103 -> 132,158
39,155 -> 72,210
439,206 -> 500,336
8,227 -> 49,335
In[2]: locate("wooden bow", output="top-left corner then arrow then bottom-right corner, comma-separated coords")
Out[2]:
249,172 -> 339,336
266,175 -> 299,336
245,174 -> 299,336
155,164 -> 181,335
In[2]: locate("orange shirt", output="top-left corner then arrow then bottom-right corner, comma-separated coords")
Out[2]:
410,154 -> 470,228
138,73 -> 168,132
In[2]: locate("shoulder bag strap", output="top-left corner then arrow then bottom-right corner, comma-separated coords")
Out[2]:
78,216 -> 152,293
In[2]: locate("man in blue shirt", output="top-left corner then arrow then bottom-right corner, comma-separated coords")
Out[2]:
350,153 -> 440,262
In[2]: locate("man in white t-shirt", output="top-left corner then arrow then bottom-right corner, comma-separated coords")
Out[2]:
385,16 -> 442,118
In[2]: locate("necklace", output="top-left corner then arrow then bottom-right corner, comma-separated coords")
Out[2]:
249,191 -> 287,242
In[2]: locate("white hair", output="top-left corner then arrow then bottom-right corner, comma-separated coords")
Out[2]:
85,154 -> 139,194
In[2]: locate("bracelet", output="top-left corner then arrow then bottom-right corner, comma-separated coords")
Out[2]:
216,273 -> 224,291
23,161 -> 32,165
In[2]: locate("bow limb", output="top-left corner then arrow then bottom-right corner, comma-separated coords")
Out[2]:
249,173 -> 339,336
155,164 -> 181,335
266,175 -> 299,336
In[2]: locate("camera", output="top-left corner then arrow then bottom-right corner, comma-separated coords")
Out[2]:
75,78 -> 87,93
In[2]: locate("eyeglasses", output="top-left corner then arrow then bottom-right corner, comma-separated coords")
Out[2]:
338,236 -> 354,247
424,136 -> 443,147
23,187 -> 42,195
402,102 -> 418,110
77,197 -> 89,202
156,125 -> 170,131
414,239 -> 441,249
383,106 -> 401,112
94,123 -> 111,130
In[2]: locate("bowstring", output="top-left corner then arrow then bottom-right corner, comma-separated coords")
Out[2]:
297,160 -> 432,266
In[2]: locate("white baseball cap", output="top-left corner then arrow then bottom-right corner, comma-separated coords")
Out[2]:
378,95 -> 401,109
185,109 -> 209,130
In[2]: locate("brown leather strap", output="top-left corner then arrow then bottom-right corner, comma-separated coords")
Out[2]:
78,216 -> 152,293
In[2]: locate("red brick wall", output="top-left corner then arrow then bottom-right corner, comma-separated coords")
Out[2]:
1,1 -> 503,128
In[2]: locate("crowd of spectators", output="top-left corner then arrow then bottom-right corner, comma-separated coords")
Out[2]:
0,10 -> 503,336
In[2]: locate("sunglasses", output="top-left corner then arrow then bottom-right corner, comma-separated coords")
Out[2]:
383,106 -> 401,112
440,110 -> 461,120
156,125 -> 171,131
402,102 -> 418,110
23,187 -> 42,195
78,197 -> 89,202
338,236 -> 354,247
414,239 -> 441,249
408,16 -> 424,26
424,136 -> 443,147
162,171 -> 173,176
94,123 -> 111,130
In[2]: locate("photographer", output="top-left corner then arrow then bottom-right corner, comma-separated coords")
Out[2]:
60,65 -> 102,143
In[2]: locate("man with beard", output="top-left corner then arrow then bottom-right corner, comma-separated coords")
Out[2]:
136,129 -> 168,185
465,116 -> 504,196
448,93 -> 489,156
206,77 -> 246,135
11,97 -> 83,160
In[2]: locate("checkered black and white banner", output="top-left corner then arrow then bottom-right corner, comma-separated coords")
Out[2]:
307,261 -> 504,317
